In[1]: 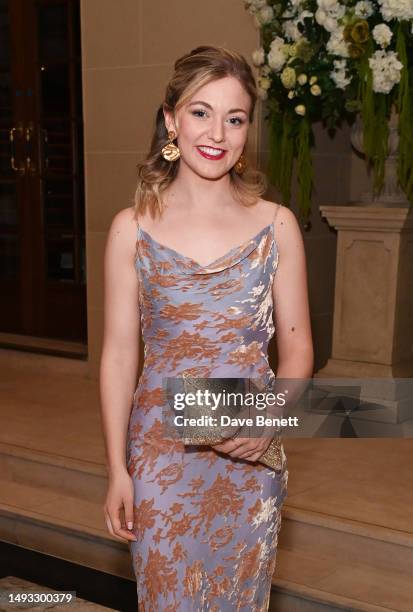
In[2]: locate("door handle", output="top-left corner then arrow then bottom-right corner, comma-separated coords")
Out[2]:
25,122 -> 37,175
9,123 -> 25,175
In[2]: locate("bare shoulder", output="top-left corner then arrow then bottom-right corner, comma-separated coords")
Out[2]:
256,198 -> 299,231
107,206 -> 137,244
104,206 -> 138,266
256,198 -> 303,256
109,206 -> 136,233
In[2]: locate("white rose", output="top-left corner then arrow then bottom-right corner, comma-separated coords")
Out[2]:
270,36 -> 285,51
252,47 -> 265,66
327,27 -> 350,57
268,37 -> 288,72
268,49 -> 286,71
309,75 -> 318,85
297,73 -> 308,85
372,24 -> 393,48
324,16 -> 339,32
315,8 -> 327,25
295,104 -> 306,116
354,1 -> 374,18
310,84 -> 322,95
288,90 -> 296,99
280,67 -> 297,89
257,5 -> 274,24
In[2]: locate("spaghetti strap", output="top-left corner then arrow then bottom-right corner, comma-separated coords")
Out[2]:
272,202 -> 282,224
134,213 -> 142,262
135,212 -> 142,237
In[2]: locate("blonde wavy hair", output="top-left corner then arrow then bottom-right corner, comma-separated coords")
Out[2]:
133,45 -> 267,219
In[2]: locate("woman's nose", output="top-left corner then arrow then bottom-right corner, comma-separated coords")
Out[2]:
208,118 -> 225,143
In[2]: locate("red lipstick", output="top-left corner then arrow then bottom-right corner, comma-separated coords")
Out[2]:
196,146 -> 227,161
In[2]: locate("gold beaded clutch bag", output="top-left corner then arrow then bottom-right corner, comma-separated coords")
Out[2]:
180,374 -> 284,472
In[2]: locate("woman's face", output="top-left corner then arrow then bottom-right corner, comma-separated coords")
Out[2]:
165,75 -> 251,181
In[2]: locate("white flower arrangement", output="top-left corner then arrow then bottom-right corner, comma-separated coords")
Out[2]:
368,49 -> 403,93
244,0 -> 413,218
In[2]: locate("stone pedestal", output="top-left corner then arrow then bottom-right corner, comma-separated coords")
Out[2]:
314,206 -> 413,424
317,205 -> 413,378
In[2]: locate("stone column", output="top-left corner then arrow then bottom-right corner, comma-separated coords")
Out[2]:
316,206 -> 413,379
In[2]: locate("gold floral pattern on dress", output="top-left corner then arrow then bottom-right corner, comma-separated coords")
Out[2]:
226,340 -> 265,368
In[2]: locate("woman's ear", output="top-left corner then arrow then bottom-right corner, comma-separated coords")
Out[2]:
163,106 -> 177,135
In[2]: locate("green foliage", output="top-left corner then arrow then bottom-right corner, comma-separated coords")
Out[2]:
396,21 -> 413,203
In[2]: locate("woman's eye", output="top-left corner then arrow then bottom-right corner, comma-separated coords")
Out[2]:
228,117 -> 244,126
192,109 -> 208,118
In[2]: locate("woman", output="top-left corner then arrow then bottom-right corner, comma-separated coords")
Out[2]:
100,46 -> 313,611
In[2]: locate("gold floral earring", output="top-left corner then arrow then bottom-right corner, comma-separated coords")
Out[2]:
234,152 -> 247,174
161,130 -> 181,162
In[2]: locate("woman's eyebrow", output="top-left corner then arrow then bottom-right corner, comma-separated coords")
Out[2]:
188,100 -> 248,114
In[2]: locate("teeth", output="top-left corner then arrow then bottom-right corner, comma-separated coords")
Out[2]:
198,146 -> 224,156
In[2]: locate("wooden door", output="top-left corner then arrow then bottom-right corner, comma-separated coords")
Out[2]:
0,0 -> 86,343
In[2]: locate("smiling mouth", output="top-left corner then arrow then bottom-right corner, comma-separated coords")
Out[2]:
196,145 -> 227,160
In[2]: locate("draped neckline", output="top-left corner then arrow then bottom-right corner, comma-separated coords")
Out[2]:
137,222 -> 274,274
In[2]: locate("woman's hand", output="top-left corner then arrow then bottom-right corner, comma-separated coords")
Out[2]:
211,435 -> 272,463
104,468 -> 137,542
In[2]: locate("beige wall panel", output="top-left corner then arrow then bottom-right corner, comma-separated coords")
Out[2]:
87,306 -> 104,375
83,64 -> 173,152
86,152 -> 144,233
141,0 -> 258,65
85,231 -> 108,312
80,0 -> 142,69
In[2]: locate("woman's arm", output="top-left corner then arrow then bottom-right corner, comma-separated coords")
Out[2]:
100,207 -> 140,477
272,205 -> 314,378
